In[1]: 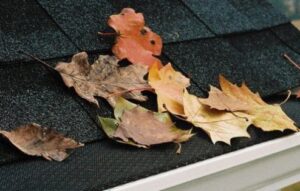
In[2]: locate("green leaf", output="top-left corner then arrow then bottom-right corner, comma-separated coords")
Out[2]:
98,117 -> 118,138
114,97 -> 137,120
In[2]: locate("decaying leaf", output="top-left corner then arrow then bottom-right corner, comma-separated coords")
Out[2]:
98,97 -> 193,152
200,75 -> 298,132
183,91 -> 251,144
107,8 -> 162,67
0,123 -> 83,161
55,52 -> 151,107
149,62 -> 190,115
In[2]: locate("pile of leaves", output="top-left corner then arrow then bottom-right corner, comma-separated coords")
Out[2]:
1,8 -> 298,161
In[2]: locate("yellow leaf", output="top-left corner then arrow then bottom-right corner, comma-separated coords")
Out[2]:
250,105 -> 297,132
200,75 -> 298,132
183,91 -> 251,144
292,19 -> 300,31
149,62 -> 190,115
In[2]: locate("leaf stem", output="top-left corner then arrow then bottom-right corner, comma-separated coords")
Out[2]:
176,143 -> 182,154
18,50 -> 56,71
283,53 -> 300,71
20,51 -> 146,88
98,32 -> 117,36
106,87 -> 154,98
163,104 -> 248,124
214,92 -> 249,121
192,118 -> 248,124
279,90 -> 291,106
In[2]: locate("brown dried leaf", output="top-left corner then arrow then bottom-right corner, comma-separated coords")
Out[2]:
115,107 -> 191,146
98,97 -> 193,152
55,52 -> 151,107
0,123 -> 83,161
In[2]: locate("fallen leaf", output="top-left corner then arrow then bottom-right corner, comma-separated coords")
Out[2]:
292,19 -> 300,31
149,62 -> 190,115
148,66 -> 250,144
183,91 -> 251,144
200,75 -> 298,132
107,8 -> 163,67
0,123 -> 83,161
98,97 -> 193,152
55,52 -> 151,107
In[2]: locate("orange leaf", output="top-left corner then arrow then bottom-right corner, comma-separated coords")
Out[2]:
107,8 -> 162,67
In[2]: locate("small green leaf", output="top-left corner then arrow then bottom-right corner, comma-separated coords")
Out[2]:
98,117 -> 118,138
114,97 -> 137,120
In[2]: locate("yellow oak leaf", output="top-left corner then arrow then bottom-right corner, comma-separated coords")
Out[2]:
183,91 -> 251,144
200,75 -> 298,132
149,62 -> 190,115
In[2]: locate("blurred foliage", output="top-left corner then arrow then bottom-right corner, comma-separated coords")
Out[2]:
269,0 -> 300,20
282,182 -> 300,191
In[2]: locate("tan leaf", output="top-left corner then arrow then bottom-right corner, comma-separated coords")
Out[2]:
200,75 -> 265,111
149,62 -> 190,115
115,107 -> 191,146
55,52 -> 151,107
0,123 -> 83,161
183,91 -> 251,144
98,97 -> 193,152
200,75 -> 298,132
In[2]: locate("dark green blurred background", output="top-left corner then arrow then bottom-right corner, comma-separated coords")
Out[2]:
269,0 -> 300,20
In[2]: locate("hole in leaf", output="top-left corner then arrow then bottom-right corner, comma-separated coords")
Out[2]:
140,28 -> 147,35
150,40 -> 155,45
